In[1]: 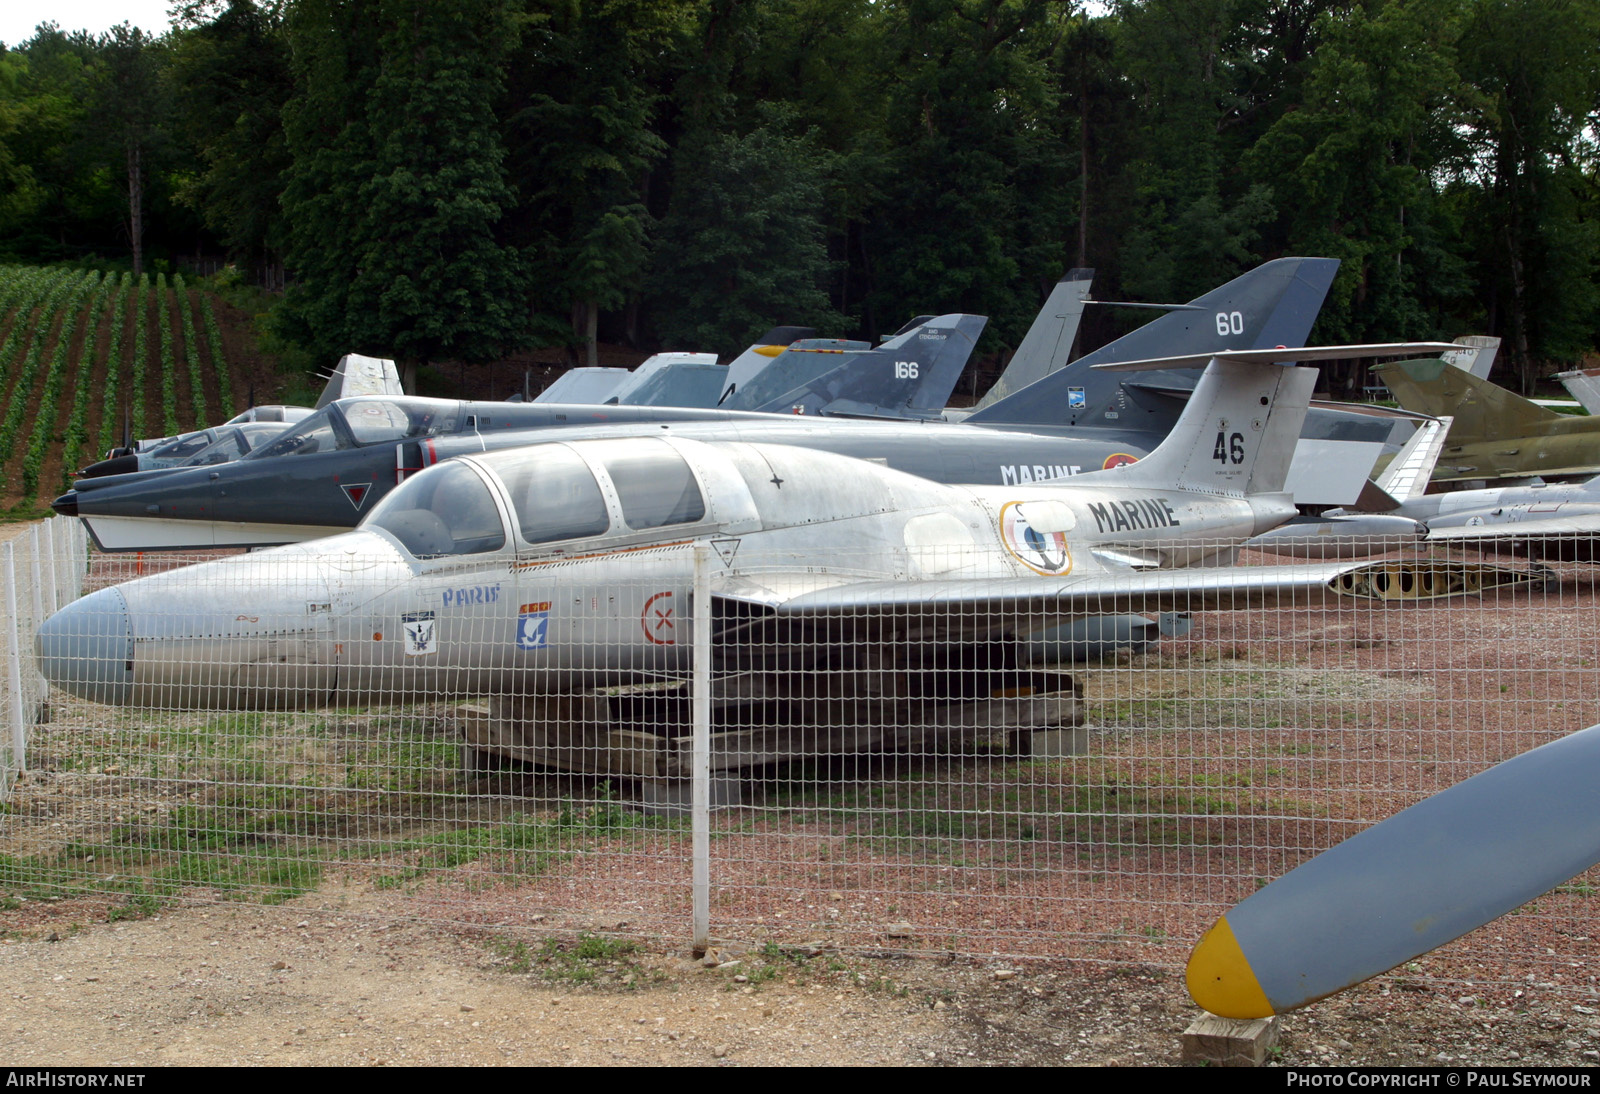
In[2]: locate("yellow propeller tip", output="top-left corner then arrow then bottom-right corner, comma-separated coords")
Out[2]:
1186,916 -> 1276,1019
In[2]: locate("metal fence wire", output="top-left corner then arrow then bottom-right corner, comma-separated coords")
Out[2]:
2,526 -> 1597,1002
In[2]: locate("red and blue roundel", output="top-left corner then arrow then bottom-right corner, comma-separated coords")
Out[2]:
999,501 -> 1073,576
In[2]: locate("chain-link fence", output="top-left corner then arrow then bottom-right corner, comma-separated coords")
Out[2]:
0,518 -> 89,802
3,531 -> 1596,1002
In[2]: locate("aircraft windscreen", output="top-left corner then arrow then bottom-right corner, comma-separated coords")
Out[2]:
246,412 -> 344,459
179,423 -> 286,467
365,461 -> 506,558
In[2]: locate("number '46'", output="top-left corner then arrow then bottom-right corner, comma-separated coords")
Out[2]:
1212,431 -> 1245,464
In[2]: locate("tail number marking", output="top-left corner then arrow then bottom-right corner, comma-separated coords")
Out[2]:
894,361 -> 920,379
1213,431 -> 1245,464
1216,311 -> 1244,336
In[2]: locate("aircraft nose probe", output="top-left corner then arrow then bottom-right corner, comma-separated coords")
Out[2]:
51,491 -> 78,517
35,585 -> 133,706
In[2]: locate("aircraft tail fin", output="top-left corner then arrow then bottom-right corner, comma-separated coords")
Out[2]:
315,354 -> 404,409
970,269 -> 1093,412
1375,358 -> 1561,443
966,256 -> 1339,429
1087,344 -> 1458,497
1442,335 -> 1501,380
1555,367 -> 1600,414
730,314 -> 987,419
1375,416 -> 1451,504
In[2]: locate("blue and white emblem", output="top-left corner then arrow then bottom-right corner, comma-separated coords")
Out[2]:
517,601 -> 551,650
1068,387 -> 1086,410
401,610 -> 436,657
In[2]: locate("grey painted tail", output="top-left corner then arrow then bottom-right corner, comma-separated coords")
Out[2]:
728,314 -> 987,419
970,268 -> 1093,411
966,257 -> 1338,430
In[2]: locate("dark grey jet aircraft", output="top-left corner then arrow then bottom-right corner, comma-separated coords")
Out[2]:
55,258 -> 1364,551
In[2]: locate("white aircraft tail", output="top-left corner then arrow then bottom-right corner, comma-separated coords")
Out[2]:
1082,343 -> 1459,498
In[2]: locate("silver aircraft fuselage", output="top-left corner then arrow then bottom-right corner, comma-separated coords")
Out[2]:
38,437 -> 1291,711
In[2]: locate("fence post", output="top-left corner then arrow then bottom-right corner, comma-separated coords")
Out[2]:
6,542 -> 25,776
692,543 -> 711,953
40,522 -> 58,617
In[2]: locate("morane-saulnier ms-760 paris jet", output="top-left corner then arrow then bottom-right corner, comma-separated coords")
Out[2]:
55,258 -> 1402,552
37,342 -> 1534,746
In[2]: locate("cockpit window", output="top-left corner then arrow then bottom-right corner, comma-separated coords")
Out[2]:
247,412 -> 344,459
365,461 -> 506,557
245,400 -> 448,461
492,446 -> 610,545
150,431 -> 217,460
341,399 -> 441,445
597,444 -> 705,529
180,424 -> 285,467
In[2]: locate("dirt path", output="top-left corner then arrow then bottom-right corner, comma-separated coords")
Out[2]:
4,893 -> 1600,1067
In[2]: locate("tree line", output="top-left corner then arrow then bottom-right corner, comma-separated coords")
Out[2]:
1,0 -> 1596,394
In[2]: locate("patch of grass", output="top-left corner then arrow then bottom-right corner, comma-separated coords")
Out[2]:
508,933 -> 649,987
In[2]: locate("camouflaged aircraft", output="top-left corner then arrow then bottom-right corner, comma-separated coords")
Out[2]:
1377,356 -> 1600,485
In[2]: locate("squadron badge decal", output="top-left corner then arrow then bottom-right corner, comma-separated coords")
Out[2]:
401,610 -> 436,656
517,602 -> 551,651
999,501 -> 1073,576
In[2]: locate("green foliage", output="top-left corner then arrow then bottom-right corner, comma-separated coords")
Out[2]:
172,272 -> 207,423
130,273 -> 148,438
1,0 -> 1599,376
95,272 -> 132,457
650,110 -> 847,351
0,267 -> 92,482
22,269 -> 104,494
155,271 -> 179,434
60,271 -> 121,488
166,0 -> 292,266
281,0 -> 529,376
198,289 -> 232,417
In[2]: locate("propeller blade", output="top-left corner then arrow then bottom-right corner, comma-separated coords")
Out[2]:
1187,723 -> 1600,1019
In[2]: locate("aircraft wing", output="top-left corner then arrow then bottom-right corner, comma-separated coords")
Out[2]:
713,557 -> 1537,638
1426,514 -> 1600,546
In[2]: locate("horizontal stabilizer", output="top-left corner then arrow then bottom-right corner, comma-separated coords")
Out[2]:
1092,343 -> 1461,373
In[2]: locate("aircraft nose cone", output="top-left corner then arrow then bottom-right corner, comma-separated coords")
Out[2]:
51,491 -> 79,517
36,587 -> 133,705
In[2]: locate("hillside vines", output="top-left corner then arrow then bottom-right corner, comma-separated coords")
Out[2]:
0,265 -> 243,506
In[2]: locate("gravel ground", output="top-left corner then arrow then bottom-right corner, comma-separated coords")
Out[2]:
3,893 -> 1600,1067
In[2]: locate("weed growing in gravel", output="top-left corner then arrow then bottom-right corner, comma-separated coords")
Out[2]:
493,933 -> 654,988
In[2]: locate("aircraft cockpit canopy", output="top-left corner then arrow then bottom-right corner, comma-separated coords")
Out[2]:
245,397 -> 453,460
147,428 -> 220,462
485,438 -> 707,542
366,439 -> 710,559
365,461 -> 506,558
178,423 -> 288,467
222,405 -> 311,426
